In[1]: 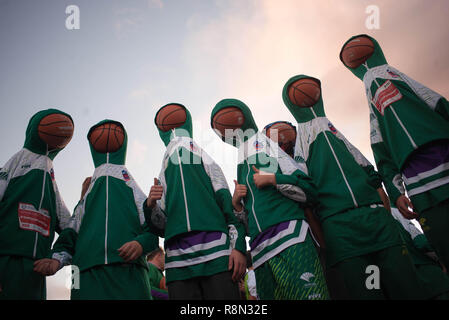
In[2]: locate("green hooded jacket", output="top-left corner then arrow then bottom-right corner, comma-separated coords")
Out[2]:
144,103 -> 246,275
282,75 -> 383,221
0,109 -> 73,260
340,34 -> 449,210
211,99 -> 318,268
52,120 -> 158,272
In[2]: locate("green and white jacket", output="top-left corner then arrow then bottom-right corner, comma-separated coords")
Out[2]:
341,34 -> 449,211
52,120 -> 158,272
0,109 -> 72,260
282,75 -> 383,221
211,99 -> 318,269
145,104 -> 246,277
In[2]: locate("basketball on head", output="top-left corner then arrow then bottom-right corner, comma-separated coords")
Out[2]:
341,36 -> 375,68
288,78 -> 321,108
156,104 -> 187,132
89,122 -> 125,153
212,107 -> 245,138
38,113 -> 74,150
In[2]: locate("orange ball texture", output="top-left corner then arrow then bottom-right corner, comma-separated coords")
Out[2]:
265,122 -> 296,147
156,104 -> 187,132
38,113 -> 74,150
341,36 -> 375,68
212,107 -> 245,137
288,79 -> 321,108
89,123 -> 125,153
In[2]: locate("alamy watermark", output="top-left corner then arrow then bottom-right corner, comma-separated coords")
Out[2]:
65,5 -> 80,30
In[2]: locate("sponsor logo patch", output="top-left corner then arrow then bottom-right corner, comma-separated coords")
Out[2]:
18,203 -> 50,237
373,80 -> 402,115
122,170 -> 130,181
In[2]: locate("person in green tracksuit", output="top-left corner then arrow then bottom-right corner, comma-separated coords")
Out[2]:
146,247 -> 168,300
282,74 -> 428,299
145,103 -> 247,300
390,207 -> 449,299
0,109 -> 73,300
340,34 -> 449,269
210,99 -> 329,300
34,120 -> 158,300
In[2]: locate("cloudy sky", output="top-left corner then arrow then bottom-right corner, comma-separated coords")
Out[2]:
1,0 -> 448,299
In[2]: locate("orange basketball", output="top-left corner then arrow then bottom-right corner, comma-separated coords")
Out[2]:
156,104 -> 187,132
89,122 -> 125,153
38,113 -> 74,150
341,36 -> 375,68
288,79 -> 321,108
265,122 -> 296,146
212,107 -> 245,137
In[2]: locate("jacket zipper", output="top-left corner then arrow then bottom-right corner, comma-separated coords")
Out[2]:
311,109 -> 358,207
363,62 -> 418,149
246,155 -> 262,233
173,130 -> 191,232
105,153 -> 109,264
33,149 -> 49,258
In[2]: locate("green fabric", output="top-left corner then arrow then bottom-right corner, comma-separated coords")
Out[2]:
393,220 -> 436,266
254,236 -> 329,300
70,263 -> 152,300
0,109 -> 72,260
0,255 -> 46,300
419,198 -> 449,269
24,109 -> 73,160
211,99 -> 317,241
335,245 -> 427,300
414,264 -> 449,300
147,263 -> 168,300
322,205 -> 403,267
282,74 -> 383,220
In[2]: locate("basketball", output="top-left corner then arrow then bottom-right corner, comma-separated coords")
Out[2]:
265,122 -> 296,146
89,122 -> 125,153
38,113 -> 74,150
156,104 -> 187,132
288,79 -> 321,108
341,36 -> 375,68
212,107 -> 245,137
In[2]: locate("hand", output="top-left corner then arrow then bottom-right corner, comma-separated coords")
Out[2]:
118,241 -> 143,262
396,195 -> 418,219
33,258 -> 60,276
252,165 -> 276,189
228,249 -> 246,282
376,187 -> 391,213
147,178 -> 163,208
232,180 -> 247,212
80,177 -> 92,200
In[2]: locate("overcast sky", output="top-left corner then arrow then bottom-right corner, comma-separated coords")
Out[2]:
1,0 -> 448,299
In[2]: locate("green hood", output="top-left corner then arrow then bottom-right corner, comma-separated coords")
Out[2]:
87,120 -> 128,168
154,103 -> 193,147
282,75 -> 325,123
24,108 -> 74,160
210,99 -> 258,147
339,34 -> 387,80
